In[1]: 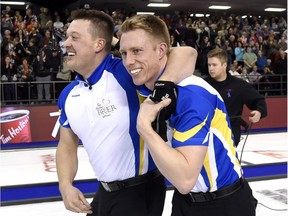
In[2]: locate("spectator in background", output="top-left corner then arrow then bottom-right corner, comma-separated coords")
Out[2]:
24,7 -> 37,33
28,26 -> 43,47
45,48 -> 61,81
231,59 -> 243,74
53,15 -> 64,31
12,36 -> 26,64
256,50 -> 268,73
229,64 -> 240,77
198,35 -> 212,75
184,18 -> 198,48
235,40 -> 245,67
239,31 -> 249,47
1,29 -> 14,57
1,55 -> 18,104
209,23 -> 218,47
239,67 -> 250,83
33,49 -> 52,102
14,28 -> 28,47
55,55 -> 72,98
1,13 -> 14,32
170,33 -> 180,47
243,46 -> 257,72
273,48 -> 287,95
205,48 -> 267,146
24,39 -> 39,64
278,16 -> 287,33
38,7 -> 51,35
13,11 -> 24,33
38,29 -> 52,49
17,57 -> 34,102
259,66 -> 274,96
277,36 -> 287,51
221,39 -> 233,70
249,65 -> 262,89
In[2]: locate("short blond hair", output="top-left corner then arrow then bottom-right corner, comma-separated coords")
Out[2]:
207,48 -> 228,65
119,14 -> 170,48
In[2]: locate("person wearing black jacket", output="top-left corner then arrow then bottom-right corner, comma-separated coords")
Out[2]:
205,48 -> 268,146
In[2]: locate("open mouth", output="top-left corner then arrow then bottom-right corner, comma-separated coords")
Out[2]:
67,52 -> 76,56
130,68 -> 141,75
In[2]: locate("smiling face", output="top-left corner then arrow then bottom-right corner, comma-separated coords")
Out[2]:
62,18 -> 110,79
120,29 -> 168,89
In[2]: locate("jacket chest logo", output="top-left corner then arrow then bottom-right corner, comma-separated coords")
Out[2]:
96,99 -> 117,118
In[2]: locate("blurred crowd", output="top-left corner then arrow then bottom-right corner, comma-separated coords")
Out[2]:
1,5 -> 287,104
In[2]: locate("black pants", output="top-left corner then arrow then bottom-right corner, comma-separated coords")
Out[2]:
87,174 -> 166,216
171,178 -> 257,216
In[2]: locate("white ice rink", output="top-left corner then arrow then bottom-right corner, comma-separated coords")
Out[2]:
0,132 -> 287,215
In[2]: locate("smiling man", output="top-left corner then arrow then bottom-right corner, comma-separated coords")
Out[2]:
119,14 -> 258,216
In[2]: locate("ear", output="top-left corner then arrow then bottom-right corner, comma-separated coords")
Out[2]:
95,38 -> 106,53
158,42 -> 168,59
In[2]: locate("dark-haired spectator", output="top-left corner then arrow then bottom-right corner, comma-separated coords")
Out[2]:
174,18 -> 186,44
273,48 -> 287,95
198,21 -> 209,45
33,49 -> 52,102
24,39 -> 39,64
15,28 -> 28,47
235,40 -> 245,67
38,30 -> 53,49
13,37 -> 27,64
1,55 -> 18,104
28,26 -> 43,47
209,23 -> 218,47
1,13 -> 14,32
256,50 -> 268,73
17,57 -> 34,102
184,19 -> 198,48
249,30 -> 258,44
24,8 -> 37,33
2,5 -> 14,18
222,39 -> 233,69
257,35 -> 267,55
170,34 -> 180,47
266,32 -> 278,59
259,66 -> 274,96
198,35 -> 212,75
45,48 -> 61,81
259,25 -> 270,40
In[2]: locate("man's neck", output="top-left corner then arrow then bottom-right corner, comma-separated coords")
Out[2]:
146,58 -> 167,90
215,71 -> 227,82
